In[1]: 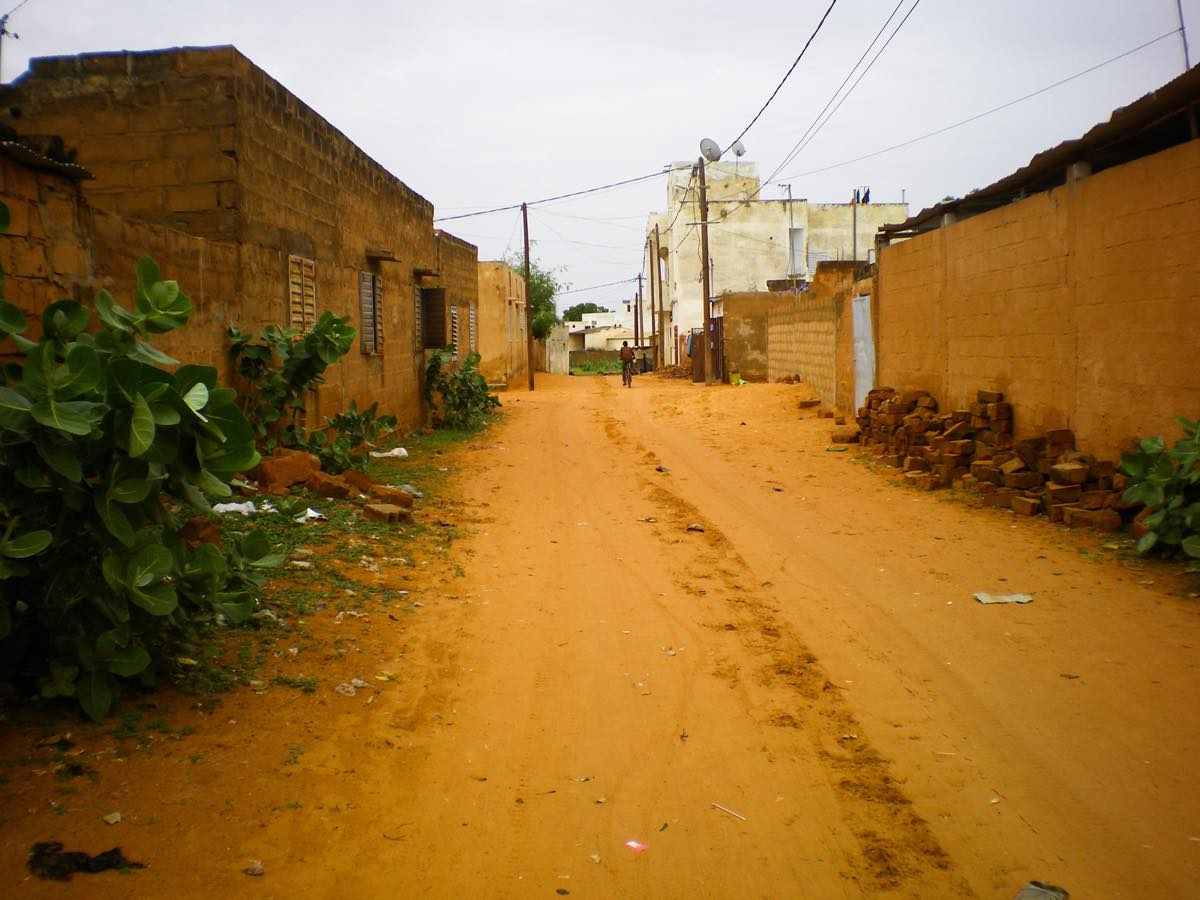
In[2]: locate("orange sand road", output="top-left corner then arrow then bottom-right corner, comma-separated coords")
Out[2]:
3,373 -> 1198,899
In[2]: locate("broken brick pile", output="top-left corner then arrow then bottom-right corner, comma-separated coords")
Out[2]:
856,387 -> 1132,532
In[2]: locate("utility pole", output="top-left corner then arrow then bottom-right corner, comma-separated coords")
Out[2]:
851,187 -> 859,262
698,157 -> 713,386
784,183 -> 796,285
647,238 -> 657,371
521,202 -> 535,391
0,14 -> 19,85
1178,0 -> 1191,71
634,275 -> 643,350
654,225 -> 664,367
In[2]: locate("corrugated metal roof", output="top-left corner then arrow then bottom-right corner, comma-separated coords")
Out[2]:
0,140 -> 93,180
881,64 -> 1200,238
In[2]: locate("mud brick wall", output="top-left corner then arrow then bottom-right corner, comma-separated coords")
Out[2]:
1,46 -> 440,429
427,232 -> 478,360
721,293 -> 790,382
0,152 -> 238,371
476,261 -> 526,385
877,139 -> 1200,459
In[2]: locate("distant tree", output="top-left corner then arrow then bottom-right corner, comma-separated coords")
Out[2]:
561,302 -> 608,322
505,253 -> 567,340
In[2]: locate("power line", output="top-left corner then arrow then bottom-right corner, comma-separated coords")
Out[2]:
3,0 -> 33,17
433,168 -> 667,223
555,277 -> 639,297
725,0 -> 839,153
769,0 -> 924,183
767,0 -> 905,177
776,27 -> 1182,182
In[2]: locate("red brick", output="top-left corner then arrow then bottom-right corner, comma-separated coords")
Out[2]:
1010,495 -> 1042,516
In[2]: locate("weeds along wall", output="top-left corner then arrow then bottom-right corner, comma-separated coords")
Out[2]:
0,46 -> 440,429
877,138 -> 1200,459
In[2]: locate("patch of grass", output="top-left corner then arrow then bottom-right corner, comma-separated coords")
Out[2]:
272,674 -> 318,693
570,360 -> 621,376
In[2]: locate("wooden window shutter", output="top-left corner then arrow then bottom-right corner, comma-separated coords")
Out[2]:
413,285 -> 423,351
359,272 -> 383,354
468,305 -> 478,353
288,255 -> 317,333
449,305 -> 459,358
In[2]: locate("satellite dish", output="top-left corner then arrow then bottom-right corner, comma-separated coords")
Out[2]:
731,140 -> 746,157
699,138 -> 722,163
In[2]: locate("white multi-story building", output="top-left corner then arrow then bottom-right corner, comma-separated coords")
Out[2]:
643,161 -> 908,362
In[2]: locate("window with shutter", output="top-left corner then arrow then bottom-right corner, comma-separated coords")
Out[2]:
468,306 -> 477,353
288,255 -> 317,333
359,271 -> 383,354
449,305 -> 460,359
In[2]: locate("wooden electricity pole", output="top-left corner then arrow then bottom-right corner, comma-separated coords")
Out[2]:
698,158 -> 713,386
654,224 -> 664,367
636,274 -> 644,356
647,238 -> 657,371
522,202 -> 535,390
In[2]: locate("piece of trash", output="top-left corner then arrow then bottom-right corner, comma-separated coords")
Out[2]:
1060,673 -> 1079,680
101,812 -> 121,826
686,523 -> 705,533
176,656 -> 198,667
212,501 -> 259,516
825,446 -> 848,452
375,671 -> 397,681
470,774 -> 487,782
711,801 -> 747,821
350,677 -> 368,689
990,797 -> 1001,805
556,890 -> 570,897
398,484 -> 423,498
624,839 -> 648,853
573,775 -> 590,783
288,560 -> 313,570
243,859 -> 265,877
27,842 -> 146,882
1013,881 -> 1069,900
294,508 -> 326,523
659,822 -> 669,832
655,465 -> 669,473
772,485 -> 784,492
643,516 -> 657,523
335,683 -> 357,697
369,447 -> 409,459
589,853 -> 601,864
594,796 -> 607,805
974,592 -> 1033,604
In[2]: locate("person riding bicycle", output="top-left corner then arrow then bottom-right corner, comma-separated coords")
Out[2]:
619,341 -> 635,388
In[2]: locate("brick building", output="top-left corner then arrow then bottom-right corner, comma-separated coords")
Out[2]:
0,45 -> 478,428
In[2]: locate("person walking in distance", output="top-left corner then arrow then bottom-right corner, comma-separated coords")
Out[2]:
619,341 -> 635,388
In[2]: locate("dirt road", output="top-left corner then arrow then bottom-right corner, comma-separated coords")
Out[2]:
4,373 -> 1199,898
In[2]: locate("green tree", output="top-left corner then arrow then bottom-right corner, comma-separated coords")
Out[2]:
561,302 -> 609,322
505,254 -> 567,340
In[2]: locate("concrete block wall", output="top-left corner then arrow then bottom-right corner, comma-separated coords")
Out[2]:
0,152 -> 240,372
428,231 -> 478,360
477,261 -> 526,385
1,46 -> 441,429
877,138 -> 1200,459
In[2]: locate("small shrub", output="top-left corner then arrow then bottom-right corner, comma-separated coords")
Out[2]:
0,228 -> 280,720
1120,416 -> 1200,569
227,314 -> 356,451
424,349 -> 500,430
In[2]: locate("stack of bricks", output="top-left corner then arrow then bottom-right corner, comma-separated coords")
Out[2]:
856,388 -> 1130,531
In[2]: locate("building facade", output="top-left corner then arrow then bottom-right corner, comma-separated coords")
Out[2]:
0,46 -> 471,428
645,161 -> 906,363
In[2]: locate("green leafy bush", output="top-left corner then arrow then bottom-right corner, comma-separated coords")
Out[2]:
1120,416 -> 1200,569
0,234 -> 279,720
423,349 -> 500,430
227,313 -> 356,450
304,400 -> 398,474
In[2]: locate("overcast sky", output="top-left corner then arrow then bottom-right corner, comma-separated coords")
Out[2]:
1,0 -> 1194,310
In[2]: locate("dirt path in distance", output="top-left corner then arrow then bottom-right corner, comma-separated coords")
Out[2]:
2,373 -> 1197,899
